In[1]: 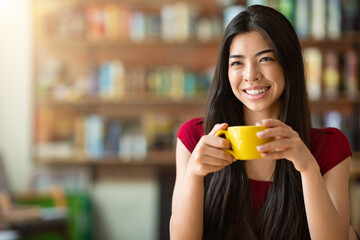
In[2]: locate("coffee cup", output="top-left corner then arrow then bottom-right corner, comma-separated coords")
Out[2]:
215,125 -> 272,160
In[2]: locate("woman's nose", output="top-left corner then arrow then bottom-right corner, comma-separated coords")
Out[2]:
243,64 -> 263,82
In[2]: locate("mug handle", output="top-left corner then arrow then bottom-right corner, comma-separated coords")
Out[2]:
215,130 -> 235,157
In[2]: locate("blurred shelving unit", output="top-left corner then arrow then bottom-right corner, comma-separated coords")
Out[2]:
32,0 -> 247,239
32,0 -> 234,167
32,0 -> 360,167
32,0 -> 360,237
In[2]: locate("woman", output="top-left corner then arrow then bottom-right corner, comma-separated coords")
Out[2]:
170,5 -> 352,240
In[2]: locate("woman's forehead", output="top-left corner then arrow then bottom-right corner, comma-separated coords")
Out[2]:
229,31 -> 272,55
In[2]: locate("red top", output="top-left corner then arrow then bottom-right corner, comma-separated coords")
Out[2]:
177,117 -> 352,217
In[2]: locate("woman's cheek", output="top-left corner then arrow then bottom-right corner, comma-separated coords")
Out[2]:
228,69 -> 242,84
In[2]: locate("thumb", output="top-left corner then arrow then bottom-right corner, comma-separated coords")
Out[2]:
209,123 -> 228,136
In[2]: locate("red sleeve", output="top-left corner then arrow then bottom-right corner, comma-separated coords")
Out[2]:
177,117 -> 204,153
310,128 -> 352,176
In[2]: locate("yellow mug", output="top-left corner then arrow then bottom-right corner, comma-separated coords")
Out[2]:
215,125 -> 272,160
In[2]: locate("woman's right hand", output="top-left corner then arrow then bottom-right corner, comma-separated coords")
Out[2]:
187,123 -> 236,177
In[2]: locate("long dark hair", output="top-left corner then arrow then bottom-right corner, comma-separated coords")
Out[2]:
203,5 -> 311,240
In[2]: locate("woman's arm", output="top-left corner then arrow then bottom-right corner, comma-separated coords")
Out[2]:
301,156 -> 350,240
256,119 -> 350,240
169,140 -> 205,240
169,124 -> 235,240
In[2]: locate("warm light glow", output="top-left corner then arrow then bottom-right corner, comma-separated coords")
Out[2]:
0,0 -> 12,14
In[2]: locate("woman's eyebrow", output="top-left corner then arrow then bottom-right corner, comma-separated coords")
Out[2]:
229,49 -> 274,59
229,54 -> 244,59
254,49 -> 274,57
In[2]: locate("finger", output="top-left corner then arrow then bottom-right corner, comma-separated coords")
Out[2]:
261,119 -> 291,129
260,150 -> 287,159
200,163 -> 231,175
201,155 -> 234,166
257,126 -> 294,139
196,138 -> 234,162
193,158 -> 233,176
209,123 -> 228,136
201,135 -> 232,149
256,139 -> 290,153
201,147 -> 235,163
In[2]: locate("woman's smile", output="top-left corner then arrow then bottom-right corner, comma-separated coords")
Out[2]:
243,86 -> 271,97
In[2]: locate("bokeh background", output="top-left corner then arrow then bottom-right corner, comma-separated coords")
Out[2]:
0,0 -> 359,240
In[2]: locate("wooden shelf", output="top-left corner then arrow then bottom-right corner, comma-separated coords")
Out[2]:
35,38 -> 222,49
311,96 -> 360,105
36,96 -> 207,107
34,0 -> 226,15
36,151 -> 360,175
36,150 -> 175,168
38,32 -> 360,50
37,94 -> 360,108
301,34 -> 360,49
35,97 -> 207,117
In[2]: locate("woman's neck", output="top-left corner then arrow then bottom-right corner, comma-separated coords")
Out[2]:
245,159 -> 276,181
243,106 -> 281,125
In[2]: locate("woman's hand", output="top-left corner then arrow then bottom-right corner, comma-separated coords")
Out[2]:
187,123 -> 235,177
255,119 -> 318,173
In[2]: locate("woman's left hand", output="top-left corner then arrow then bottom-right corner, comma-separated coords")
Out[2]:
256,119 -> 318,173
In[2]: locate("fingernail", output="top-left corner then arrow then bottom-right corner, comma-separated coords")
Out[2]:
257,145 -> 265,151
255,122 -> 261,126
256,131 -> 264,137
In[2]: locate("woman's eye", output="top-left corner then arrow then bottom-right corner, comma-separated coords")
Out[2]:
260,57 -> 274,62
230,61 -> 242,66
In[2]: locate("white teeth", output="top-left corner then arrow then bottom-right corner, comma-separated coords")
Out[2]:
245,87 -> 269,96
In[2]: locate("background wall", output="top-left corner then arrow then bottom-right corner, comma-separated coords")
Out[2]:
0,0 -> 33,191
0,2 -> 160,239
93,178 -> 159,240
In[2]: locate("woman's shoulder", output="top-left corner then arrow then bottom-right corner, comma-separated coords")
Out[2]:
310,127 -> 348,138
310,127 -> 351,151
180,117 -> 204,128
309,127 -> 352,175
177,117 -> 204,153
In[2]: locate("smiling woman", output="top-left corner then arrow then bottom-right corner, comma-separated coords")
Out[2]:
228,31 -> 285,121
170,4 -> 353,240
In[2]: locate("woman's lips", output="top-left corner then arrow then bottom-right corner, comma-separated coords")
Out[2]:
244,87 -> 270,96
243,86 -> 271,99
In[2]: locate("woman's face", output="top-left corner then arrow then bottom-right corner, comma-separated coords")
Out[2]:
228,31 -> 285,116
